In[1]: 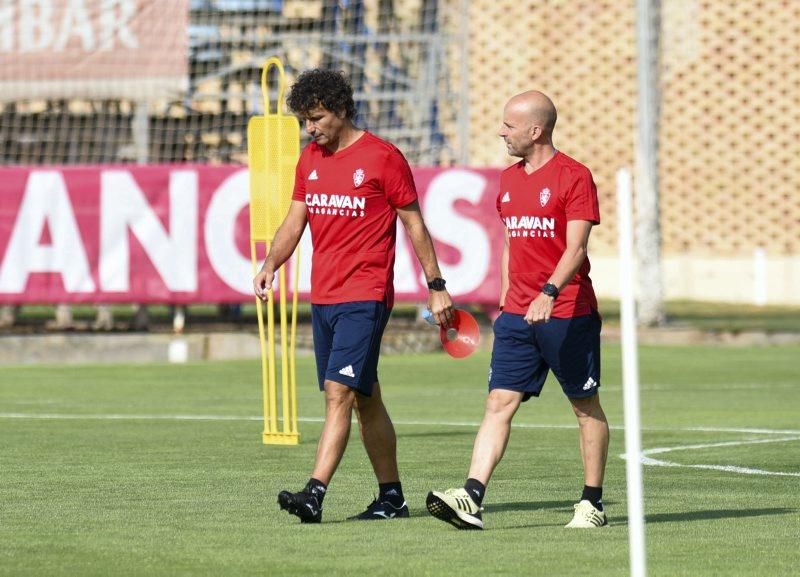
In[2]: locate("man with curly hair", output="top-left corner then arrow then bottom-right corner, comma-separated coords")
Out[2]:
254,68 -> 454,523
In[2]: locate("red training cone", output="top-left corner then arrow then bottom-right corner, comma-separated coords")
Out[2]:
440,309 -> 480,358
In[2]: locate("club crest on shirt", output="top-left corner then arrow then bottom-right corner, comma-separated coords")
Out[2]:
353,168 -> 365,187
539,187 -> 551,207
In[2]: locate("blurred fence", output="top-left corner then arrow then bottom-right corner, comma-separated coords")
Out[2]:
0,0 -> 464,166
461,0 -> 800,304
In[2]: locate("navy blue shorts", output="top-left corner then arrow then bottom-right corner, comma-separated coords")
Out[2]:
311,301 -> 391,396
488,311 -> 602,401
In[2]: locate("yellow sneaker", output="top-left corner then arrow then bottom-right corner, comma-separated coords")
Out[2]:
426,488 -> 484,530
565,500 -> 608,528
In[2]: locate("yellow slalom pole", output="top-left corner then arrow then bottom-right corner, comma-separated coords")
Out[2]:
248,56 -> 300,445
251,241 -> 271,435
266,241 -> 279,434
289,249 -> 300,435
278,264 -> 290,434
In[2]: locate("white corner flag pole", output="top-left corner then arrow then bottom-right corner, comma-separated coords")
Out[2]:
617,167 -> 647,577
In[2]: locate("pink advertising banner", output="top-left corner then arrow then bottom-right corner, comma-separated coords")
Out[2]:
0,166 -> 505,305
0,0 -> 188,101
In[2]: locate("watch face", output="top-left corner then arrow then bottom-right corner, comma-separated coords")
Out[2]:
542,283 -> 558,297
429,278 -> 446,291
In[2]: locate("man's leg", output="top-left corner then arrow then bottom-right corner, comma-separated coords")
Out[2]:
311,380 -> 357,484
565,393 -> 609,528
427,388 -> 523,530
278,380 -> 354,524
569,393 -> 609,488
353,381 -> 398,484
467,388 -> 524,484
348,381 -> 409,519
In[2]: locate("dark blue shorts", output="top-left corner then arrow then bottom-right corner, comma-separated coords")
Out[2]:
311,301 -> 391,396
488,311 -> 602,401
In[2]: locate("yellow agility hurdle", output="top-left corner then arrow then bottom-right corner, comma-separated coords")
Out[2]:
248,57 -> 301,445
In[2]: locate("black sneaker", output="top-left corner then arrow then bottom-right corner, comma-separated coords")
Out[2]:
348,497 -> 410,520
277,490 -> 322,524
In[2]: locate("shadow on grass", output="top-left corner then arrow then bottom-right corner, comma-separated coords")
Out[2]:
488,500 -> 572,513
484,500 -> 621,530
428,505 -> 798,530
643,507 -> 797,524
488,500 -> 619,513
397,430 -> 477,439
324,503 -> 577,523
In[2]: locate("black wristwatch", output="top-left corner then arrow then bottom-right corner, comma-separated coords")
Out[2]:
427,277 -> 447,291
541,282 -> 559,299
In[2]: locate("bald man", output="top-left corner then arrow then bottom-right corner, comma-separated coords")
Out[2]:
426,91 -> 610,529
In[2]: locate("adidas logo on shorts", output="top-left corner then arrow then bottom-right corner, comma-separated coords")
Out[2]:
338,365 -> 355,378
583,377 -> 597,391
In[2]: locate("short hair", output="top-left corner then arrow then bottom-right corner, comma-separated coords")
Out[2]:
286,69 -> 357,120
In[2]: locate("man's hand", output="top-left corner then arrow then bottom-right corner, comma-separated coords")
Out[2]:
253,267 -> 275,301
524,292 -> 554,324
428,289 -> 455,327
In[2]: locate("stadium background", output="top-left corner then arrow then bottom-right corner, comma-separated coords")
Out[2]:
2,6 -> 799,576
1,0 -> 799,312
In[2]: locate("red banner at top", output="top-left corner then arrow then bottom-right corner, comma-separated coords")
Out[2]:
0,0 -> 188,101
0,165 -> 505,305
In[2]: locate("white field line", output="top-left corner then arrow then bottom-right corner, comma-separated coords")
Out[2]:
1,412 -> 800,436
600,382 -> 798,392
3,412 -> 800,476
0,412 -> 573,428
0,412 -> 264,422
642,436 -> 800,454
620,435 -> 800,477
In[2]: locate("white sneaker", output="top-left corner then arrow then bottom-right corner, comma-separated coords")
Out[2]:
565,499 -> 608,528
426,488 -> 484,530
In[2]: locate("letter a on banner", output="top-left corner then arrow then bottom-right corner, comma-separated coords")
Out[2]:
248,57 -> 301,445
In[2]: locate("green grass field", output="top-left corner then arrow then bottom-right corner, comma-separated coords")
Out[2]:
1,345 -> 799,576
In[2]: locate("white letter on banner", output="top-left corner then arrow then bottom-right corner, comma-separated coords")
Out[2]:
294,228 -> 312,295
0,171 -> 95,293
20,0 -> 54,52
392,227 -> 418,292
100,170 -> 198,292
99,0 -> 137,50
54,0 -> 94,52
0,1 -> 14,52
422,170 -> 490,295
205,170 -> 251,294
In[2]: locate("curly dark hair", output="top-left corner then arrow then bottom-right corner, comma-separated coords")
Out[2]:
286,69 -> 357,120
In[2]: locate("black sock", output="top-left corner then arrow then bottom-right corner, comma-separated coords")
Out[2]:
304,478 -> 327,505
581,485 -> 603,511
464,478 -> 486,506
378,482 -> 405,505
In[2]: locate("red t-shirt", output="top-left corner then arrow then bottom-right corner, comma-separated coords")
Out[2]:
292,131 -> 418,307
496,151 -> 600,318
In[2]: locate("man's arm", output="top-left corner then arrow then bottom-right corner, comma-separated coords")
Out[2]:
525,219 -> 593,324
253,200 -> 308,301
396,200 -> 454,325
500,228 -> 510,309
